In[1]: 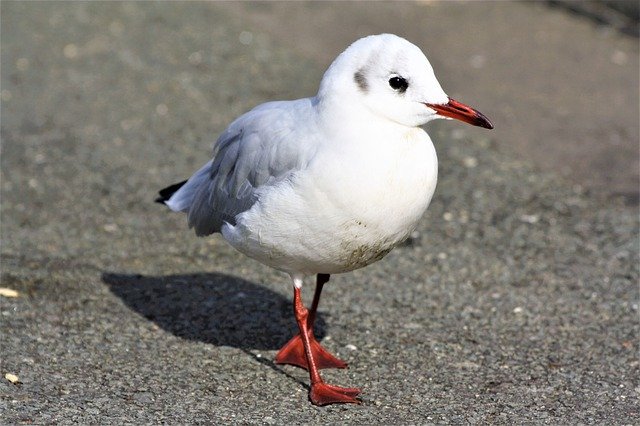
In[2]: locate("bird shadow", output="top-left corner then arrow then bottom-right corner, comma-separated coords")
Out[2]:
101,272 -> 327,350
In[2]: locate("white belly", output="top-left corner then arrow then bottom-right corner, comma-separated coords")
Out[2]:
222,128 -> 438,275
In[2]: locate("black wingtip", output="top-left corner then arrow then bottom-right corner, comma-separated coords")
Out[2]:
156,179 -> 188,205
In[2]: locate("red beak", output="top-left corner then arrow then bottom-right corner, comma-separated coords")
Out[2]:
425,98 -> 494,129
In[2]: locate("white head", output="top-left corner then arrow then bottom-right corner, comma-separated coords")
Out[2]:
317,34 -> 493,129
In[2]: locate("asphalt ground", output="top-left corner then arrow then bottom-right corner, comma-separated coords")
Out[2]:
1,2 -> 638,424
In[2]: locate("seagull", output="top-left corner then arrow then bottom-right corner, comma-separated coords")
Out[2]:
157,34 -> 493,406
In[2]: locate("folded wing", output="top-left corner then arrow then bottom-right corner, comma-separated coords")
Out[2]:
163,98 -> 317,236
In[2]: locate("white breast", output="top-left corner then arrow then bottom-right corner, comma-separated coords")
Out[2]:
222,126 -> 438,275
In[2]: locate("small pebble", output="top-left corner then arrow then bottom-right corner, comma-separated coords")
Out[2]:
345,344 -> 357,351
16,58 -> 29,71
611,50 -> 628,66
103,223 -> 118,233
239,31 -> 253,45
188,51 -> 203,65
34,153 -> 46,164
28,178 -> 39,189
156,103 -> 169,116
404,322 -> 422,329
5,373 -> 19,384
520,214 -> 539,224
0,288 -> 19,298
63,44 -> 78,59
462,156 -> 478,168
470,54 -> 486,69
450,128 -> 465,140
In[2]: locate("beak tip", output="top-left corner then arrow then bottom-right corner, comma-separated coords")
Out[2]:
475,111 -> 494,130
427,98 -> 494,130
480,118 -> 494,130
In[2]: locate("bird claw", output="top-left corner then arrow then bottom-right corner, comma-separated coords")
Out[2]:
310,382 -> 361,406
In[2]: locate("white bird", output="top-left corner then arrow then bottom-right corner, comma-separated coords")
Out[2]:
157,34 -> 493,406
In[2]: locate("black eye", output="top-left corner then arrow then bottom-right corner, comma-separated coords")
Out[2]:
388,76 -> 408,93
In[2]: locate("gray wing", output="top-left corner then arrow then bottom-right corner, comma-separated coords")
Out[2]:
166,98 -> 317,236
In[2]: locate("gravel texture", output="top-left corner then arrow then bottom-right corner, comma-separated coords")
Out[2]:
1,2 -> 638,424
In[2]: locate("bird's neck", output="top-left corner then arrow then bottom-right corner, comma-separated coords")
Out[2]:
316,95 -> 415,140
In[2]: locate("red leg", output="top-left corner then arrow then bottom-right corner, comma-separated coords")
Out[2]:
291,283 -> 360,406
275,274 -> 347,370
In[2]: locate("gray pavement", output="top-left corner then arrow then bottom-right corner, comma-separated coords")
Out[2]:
1,2 -> 638,424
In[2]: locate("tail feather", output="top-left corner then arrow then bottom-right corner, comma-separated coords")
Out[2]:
157,160 -> 213,214
155,180 -> 188,205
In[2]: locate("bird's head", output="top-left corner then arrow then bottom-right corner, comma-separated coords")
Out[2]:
318,34 -> 493,130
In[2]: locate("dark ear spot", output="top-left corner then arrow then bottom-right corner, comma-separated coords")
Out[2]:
354,69 -> 368,92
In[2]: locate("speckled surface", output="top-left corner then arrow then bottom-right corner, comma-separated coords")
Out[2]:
1,2 -> 638,424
